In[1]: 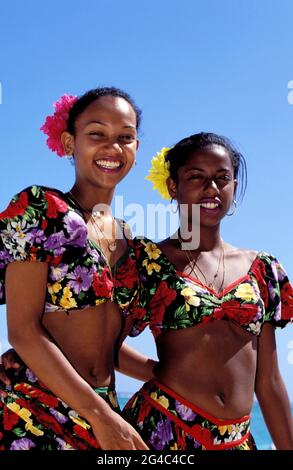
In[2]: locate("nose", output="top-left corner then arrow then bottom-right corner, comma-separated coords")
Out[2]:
204,177 -> 220,194
110,140 -> 123,154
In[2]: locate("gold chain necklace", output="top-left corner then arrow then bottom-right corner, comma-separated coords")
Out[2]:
178,230 -> 225,292
67,191 -> 117,253
87,211 -> 117,253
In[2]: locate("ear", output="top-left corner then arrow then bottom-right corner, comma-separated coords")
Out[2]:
61,131 -> 75,156
135,139 -> 140,151
166,177 -> 177,200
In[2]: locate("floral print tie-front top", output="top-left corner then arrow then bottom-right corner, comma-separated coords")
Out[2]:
129,237 -> 293,338
0,185 -> 139,315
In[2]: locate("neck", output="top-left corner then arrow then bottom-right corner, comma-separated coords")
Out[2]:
179,223 -> 222,252
69,183 -> 115,212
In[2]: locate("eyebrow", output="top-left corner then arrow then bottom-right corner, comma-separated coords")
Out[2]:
185,167 -> 232,173
85,120 -> 136,129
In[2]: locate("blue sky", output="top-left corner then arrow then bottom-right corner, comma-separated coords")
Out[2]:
0,0 -> 292,400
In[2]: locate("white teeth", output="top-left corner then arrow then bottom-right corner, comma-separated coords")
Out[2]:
200,202 -> 219,209
95,160 -> 121,169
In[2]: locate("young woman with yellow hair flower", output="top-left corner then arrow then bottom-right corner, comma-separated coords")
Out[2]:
123,132 -> 293,450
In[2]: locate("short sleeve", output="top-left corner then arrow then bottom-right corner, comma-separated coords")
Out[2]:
113,238 -> 140,316
256,253 -> 293,328
127,237 -> 156,337
0,185 -> 69,304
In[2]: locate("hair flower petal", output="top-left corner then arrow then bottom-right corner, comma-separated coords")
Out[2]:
145,147 -> 172,200
40,94 -> 77,157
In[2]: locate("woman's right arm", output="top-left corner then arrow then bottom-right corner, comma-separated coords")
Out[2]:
5,261 -> 148,450
255,323 -> 293,449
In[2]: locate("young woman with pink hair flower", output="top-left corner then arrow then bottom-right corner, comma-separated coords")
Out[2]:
0,87 -> 151,450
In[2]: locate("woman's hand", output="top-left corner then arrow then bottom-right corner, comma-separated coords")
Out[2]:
90,408 -> 149,450
0,349 -> 148,450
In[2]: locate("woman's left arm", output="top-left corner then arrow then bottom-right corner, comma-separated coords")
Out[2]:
115,317 -> 157,382
117,342 -> 157,382
255,323 -> 293,449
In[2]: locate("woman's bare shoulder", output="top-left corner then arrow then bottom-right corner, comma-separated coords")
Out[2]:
223,242 -> 259,264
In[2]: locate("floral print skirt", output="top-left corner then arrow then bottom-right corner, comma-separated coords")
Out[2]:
123,379 -> 256,451
0,363 -> 120,450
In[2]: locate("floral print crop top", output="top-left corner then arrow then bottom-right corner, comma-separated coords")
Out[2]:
129,237 -> 293,338
0,186 -> 139,315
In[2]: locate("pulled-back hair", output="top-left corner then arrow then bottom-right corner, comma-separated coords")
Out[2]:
67,86 -> 142,134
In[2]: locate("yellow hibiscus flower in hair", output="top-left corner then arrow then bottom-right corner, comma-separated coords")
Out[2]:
145,147 -> 172,200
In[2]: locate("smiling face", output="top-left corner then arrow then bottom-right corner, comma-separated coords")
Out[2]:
167,144 -> 237,227
61,95 -> 139,192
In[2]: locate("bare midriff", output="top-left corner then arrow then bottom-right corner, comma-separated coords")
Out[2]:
42,301 -> 121,388
155,319 -> 257,419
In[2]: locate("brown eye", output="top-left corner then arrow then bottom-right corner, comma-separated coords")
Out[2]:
218,175 -> 232,181
89,132 -> 104,137
119,135 -> 135,142
189,174 -> 203,180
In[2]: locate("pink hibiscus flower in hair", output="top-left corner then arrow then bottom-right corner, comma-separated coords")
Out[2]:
40,94 -> 77,157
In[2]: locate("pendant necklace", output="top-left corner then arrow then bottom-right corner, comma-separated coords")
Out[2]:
178,229 -> 225,292
67,191 -> 117,253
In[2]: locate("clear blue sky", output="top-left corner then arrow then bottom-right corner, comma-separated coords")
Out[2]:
0,0 -> 292,399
